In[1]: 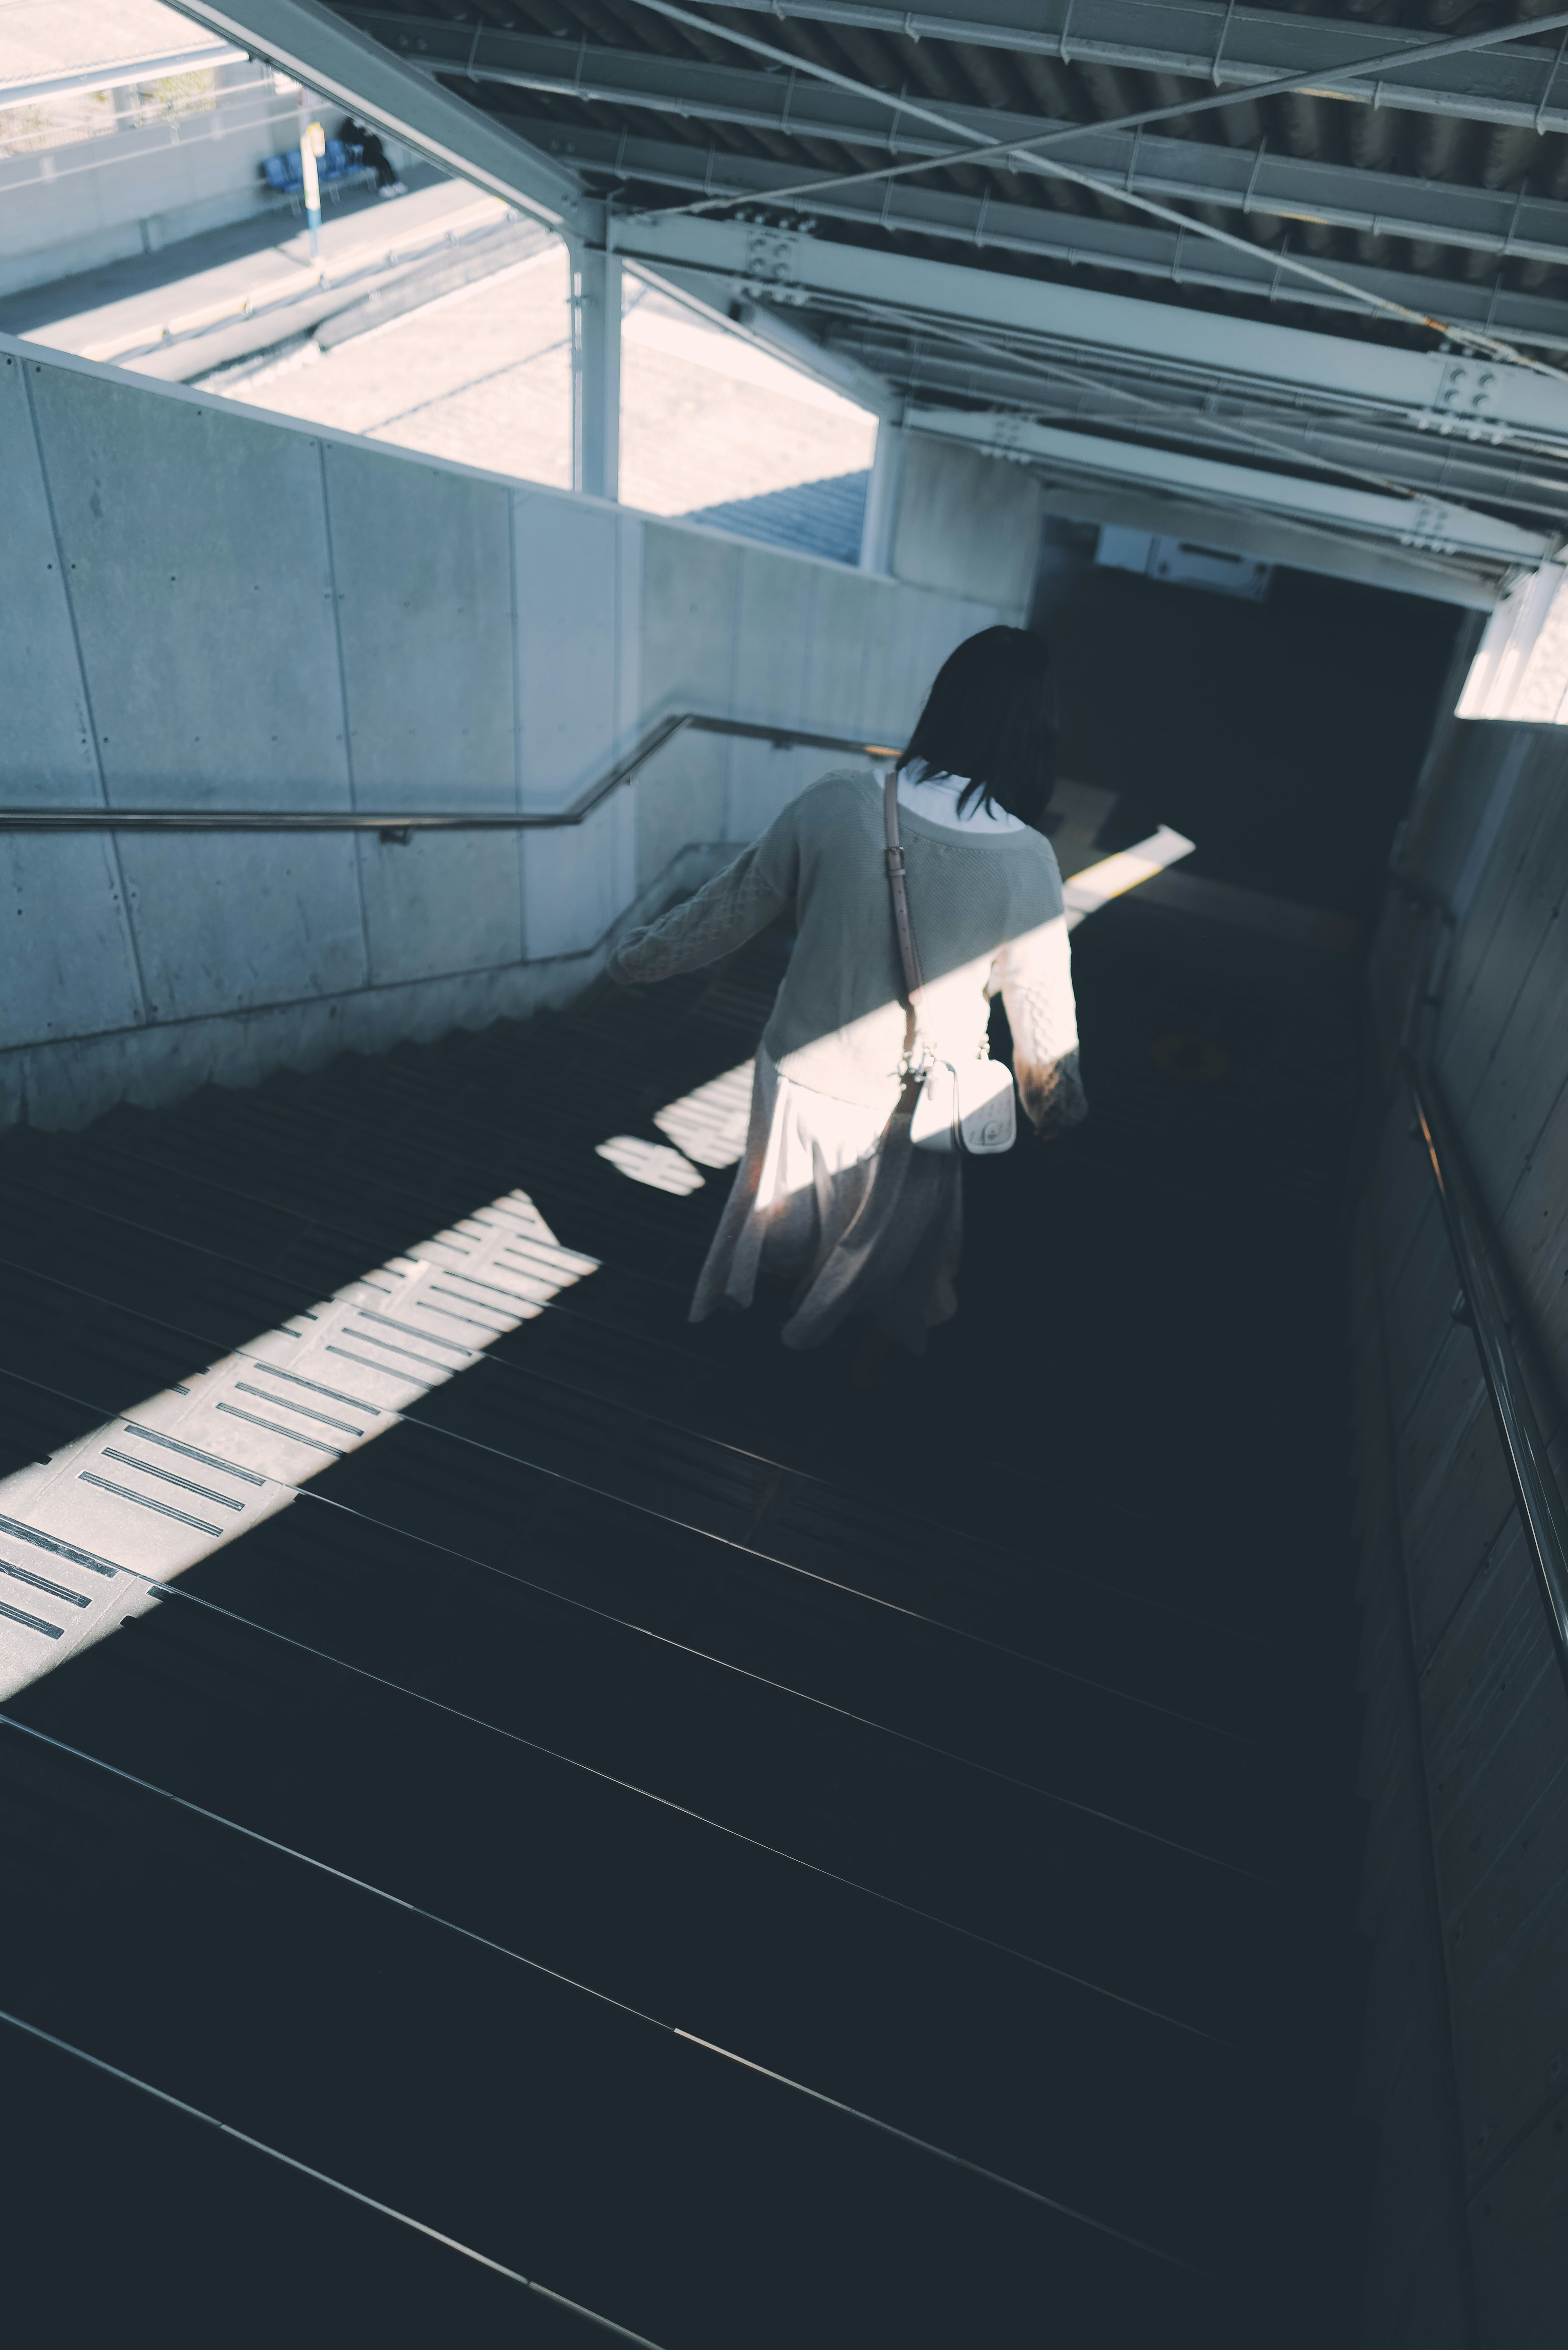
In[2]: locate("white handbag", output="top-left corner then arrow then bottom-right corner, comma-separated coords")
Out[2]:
882,770 -> 1018,1157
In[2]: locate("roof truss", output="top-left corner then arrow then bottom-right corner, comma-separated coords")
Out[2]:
163,0 -> 1568,594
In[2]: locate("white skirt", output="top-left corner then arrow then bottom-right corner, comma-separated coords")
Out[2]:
690,1049 -> 962,1352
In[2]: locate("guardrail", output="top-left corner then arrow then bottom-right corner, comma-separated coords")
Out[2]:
1400,897 -> 1568,1695
0,714 -> 903,843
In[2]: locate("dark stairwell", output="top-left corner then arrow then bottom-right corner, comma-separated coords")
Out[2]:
0,746 -> 1388,2344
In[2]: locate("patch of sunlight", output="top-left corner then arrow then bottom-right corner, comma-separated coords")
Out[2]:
220,243 -> 573,490
595,1136 -> 707,1195
1456,561 -> 1568,723
619,286 -> 878,518
1062,827 -> 1196,928
622,303 -> 869,419
652,1062 -> 754,1169
0,1190 -> 597,1704
592,830 -> 1197,1202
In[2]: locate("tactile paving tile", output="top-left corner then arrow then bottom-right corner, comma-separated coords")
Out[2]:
0,1188 -> 597,1700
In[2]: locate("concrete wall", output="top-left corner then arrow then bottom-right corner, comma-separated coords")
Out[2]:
891,433 -> 1045,611
0,330 -> 1010,1133
0,71 -> 314,300
1349,689 -> 1568,2345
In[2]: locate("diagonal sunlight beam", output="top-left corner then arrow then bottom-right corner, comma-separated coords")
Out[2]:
1062,827 -> 1196,930
650,1061 -> 757,1168
598,826 -> 1198,1190
0,1194 -> 598,1703
0,832 -> 1202,1683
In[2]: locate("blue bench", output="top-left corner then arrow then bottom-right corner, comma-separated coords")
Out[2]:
261,142 -> 374,207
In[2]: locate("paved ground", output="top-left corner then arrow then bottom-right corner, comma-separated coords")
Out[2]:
7,175 -> 878,517
226,244 -> 878,516
2,163 -> 461,356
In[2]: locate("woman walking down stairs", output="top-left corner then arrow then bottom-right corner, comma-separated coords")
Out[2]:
0,885 -> 1368,2347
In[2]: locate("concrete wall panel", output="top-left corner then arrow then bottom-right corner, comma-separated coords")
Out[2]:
731,550 -> 817,731
1503,1083 -> 1568,1371
355,832 -> 522,989
28,367 -> 349,801
513,490 -> 625,806
1383,1196 -> 1455,1431
1434,750 -> 1566,1120
637,522 -> 739,886
323,442 -> 521,987
1353,710 -> 1568,2346
1458,784 -> 1568,1204
114,833 -> 369,1022
514,494 -> 642,958
803,565 -> 876,740
1347,1192 -> 1476,2350
1470,2094 -> 1568,2349
0,355 -> 100,798
892,437 -> 1042,609
0,836 -> 146,1054
913,592 -> 985,712
1,341 -> 1018,1127
524,797 -> 630,963
726,549 -> 820,842
1426,1509 -> 1568,2191
856,575 -> 927,749
325,443 -> 515,799
1431,737 -> 1547,1054
1370,1085 -> 1438,1294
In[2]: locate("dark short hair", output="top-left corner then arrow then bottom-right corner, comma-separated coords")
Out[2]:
898,625 -> 1056,828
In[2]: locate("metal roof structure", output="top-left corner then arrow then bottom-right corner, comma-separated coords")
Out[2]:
164,0 -> 1568,599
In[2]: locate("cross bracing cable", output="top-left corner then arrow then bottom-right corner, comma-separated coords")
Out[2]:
808,301 -> 1568,552
831,301 -> 1568,519
0,1710 -> 1209,2272
620,0 -> 1568,379
0,2003 -> 668,2346
817,290 -> 1568,470
619,147 -> 1568,376
638,3 -> 1568,221
833,303 -> 1434,500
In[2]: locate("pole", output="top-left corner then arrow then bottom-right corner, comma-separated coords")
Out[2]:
568,243 -> 621,501
300,110 -> 324,262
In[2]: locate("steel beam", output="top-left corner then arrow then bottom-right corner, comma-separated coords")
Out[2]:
611,194 -> 1568,446
352,16 -> 1568,276
1031,477 -> 1501,609
631,0 -> 1568,143
576,126 -> 1568,364
815,329 -> 1568,519
906,404 -> 1553,568
571,243 -> 621,499
161,0 -> 589,230
648,269 -> 902,416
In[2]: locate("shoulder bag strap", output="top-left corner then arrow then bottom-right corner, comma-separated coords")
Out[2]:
882,768 -> 926,1072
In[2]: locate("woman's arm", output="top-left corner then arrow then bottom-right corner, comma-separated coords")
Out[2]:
609,839 -> 791,987
996,915 -> 1088,1136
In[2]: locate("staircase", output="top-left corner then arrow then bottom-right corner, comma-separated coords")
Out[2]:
0,894 -> 1370,2346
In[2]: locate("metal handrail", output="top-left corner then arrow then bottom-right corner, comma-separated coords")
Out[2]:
0,714 -> 902,839
1407,1039 -> 1568,1695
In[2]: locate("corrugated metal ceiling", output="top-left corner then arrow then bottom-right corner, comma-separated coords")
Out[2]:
313,0 -> 1568,547
331,0 -> 1568,333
